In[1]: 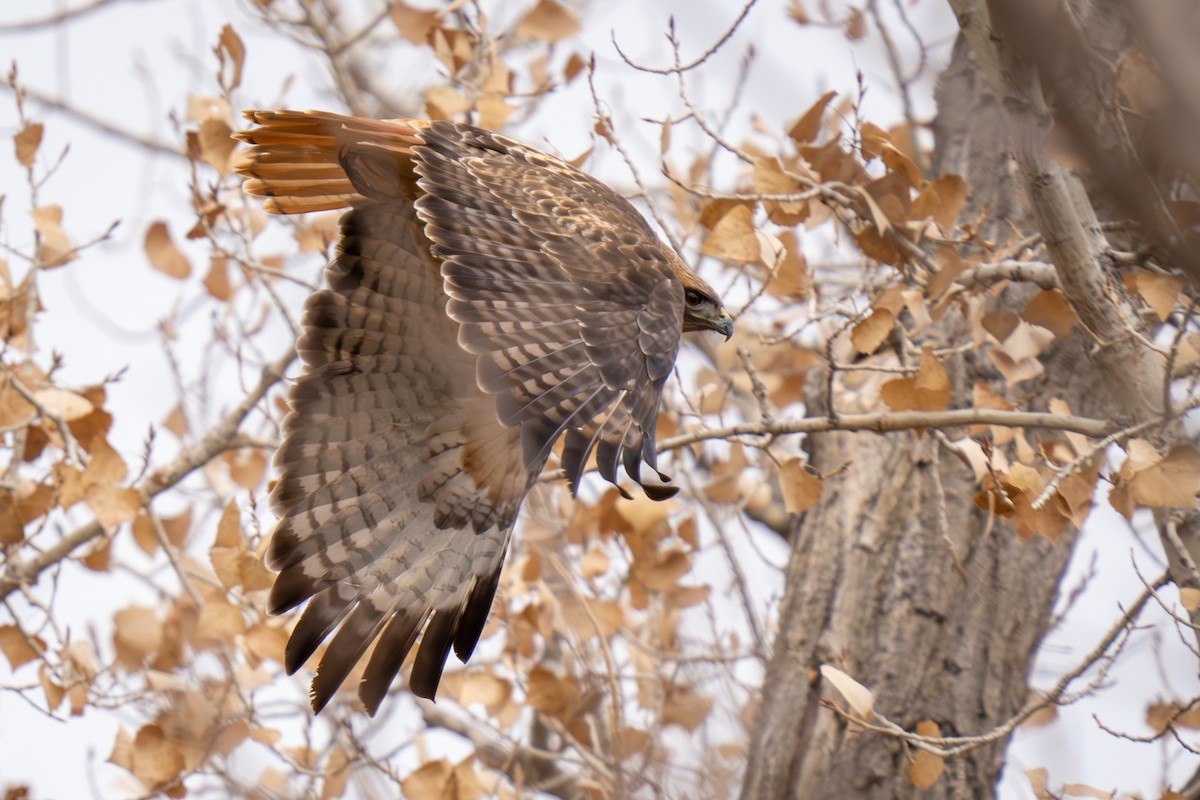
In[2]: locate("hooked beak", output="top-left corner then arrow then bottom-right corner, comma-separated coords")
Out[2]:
715,308 -> 734,341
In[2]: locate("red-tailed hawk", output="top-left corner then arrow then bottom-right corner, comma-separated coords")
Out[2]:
234,109 -> 732,714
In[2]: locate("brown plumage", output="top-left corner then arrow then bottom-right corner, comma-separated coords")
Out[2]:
233,109 -> 732,714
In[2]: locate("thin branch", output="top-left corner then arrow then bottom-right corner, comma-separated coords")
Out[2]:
956,261 -> 1060,290
0,0 -> 132,32
0,349 -> 296,603
0,82 -> 181,158
822,571 -> 1170,758
611,0 -> 759,76
658,407 -> 1116,453
6,374 -> 86,468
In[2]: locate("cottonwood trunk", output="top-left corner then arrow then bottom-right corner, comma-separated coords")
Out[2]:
741,424 -> 1072,799
740,26 -> 1100,800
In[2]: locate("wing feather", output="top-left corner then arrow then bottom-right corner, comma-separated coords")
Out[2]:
412,121 -> 685,495
235,109 -> 700,714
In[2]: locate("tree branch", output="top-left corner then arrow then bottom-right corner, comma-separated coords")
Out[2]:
0,349 -> 295,602
658,407 -> 1116,453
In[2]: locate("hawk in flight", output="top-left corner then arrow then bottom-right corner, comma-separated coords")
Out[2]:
234,110 -> 732,714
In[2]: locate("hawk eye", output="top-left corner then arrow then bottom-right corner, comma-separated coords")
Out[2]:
685,289 -> 705,307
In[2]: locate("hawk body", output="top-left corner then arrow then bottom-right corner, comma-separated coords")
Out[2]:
235,110 -> 731,713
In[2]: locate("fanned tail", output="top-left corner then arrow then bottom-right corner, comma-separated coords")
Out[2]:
232,109 -> 430,214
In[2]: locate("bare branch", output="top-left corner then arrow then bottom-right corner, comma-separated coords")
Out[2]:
0,349 -> 295,603
658,407 -> 1117,453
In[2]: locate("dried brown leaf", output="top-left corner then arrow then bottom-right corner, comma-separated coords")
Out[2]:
475,92 -> 514,130
880,345 -> 950,412
131,724 -> 185,789
516,0 -> 580,42
561,596 -> 622,638
850,308 -> 894,355
390,1 -> 439,44
986,346 -> 1044,386
198,117 -> 235,174
665,584 -> 710,611
779,458 -> 822,514
636,549 -> 691,591
526,666 -> 582,720
581,545 -> 609,579
30,387 -> 91,421
458,671 -> 512,714
0,625 -> 44,669
844,6 -> 866,40
0,494 -> 23,546
113,606 -> 163,669
216,24 -> 245,92
14,121 -> 43,169
982,308 -> 1020,343
402,761 -> 453,800
203,256 -> 233,301
108,726 -> 134,772
39,663 -> 66,712
31,205 -> 75,268
662,683 -> 713,732
425,84 -> 472,120
88,485 -> 142,528
243,623 -> 289,668
196,596 -> 246,644
906,720 -> 945,788
926,246 -> 965,300
910,174 -> 967,233
1123,444 -> 1200,510
144,221 -> 190,279
700,203 -> 760,264
765,230 -> 810,299
788,90 -> 837,144
1180,588 -> 1200,612
319,745 -> 352,800
294,212 -> 338,254
1022,289 -> 1076,338
1133,272 -> 1184,321
224,447 -> 266,489
614,726 -> 650,759
131,512 -> 159,556
752,157 -> 808,226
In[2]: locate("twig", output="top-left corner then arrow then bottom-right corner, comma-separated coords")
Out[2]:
1031,416 -> 1163,510
0,82 -> 180,158
0,348 -> 296,602
0,0 -> 130,32
5,374 -> 86,468
822,572 -> 1169,758
586,58 -> 685,255
611,0 -> 759,76
421,704 -> 593,798
737,347 -> 773,425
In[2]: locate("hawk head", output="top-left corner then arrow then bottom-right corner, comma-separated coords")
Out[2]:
681,280 -> 734,340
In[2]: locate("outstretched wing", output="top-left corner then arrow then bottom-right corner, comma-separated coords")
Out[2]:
235,110 -> 690,713
412,121 -> 686,499
265,200 -> 526,713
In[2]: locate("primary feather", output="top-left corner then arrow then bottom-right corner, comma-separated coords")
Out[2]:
234,109 -> 729,714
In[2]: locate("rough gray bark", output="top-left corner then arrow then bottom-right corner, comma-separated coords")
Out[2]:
741,425 -> 1069,799
739,2 -> 1170,796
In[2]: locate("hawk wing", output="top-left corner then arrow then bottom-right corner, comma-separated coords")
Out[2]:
411,121 -> 685,499
235,110 -> 689,713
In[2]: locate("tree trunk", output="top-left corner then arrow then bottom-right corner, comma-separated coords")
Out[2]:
741,421 -> 1072,799
741,16 -> 1101,798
